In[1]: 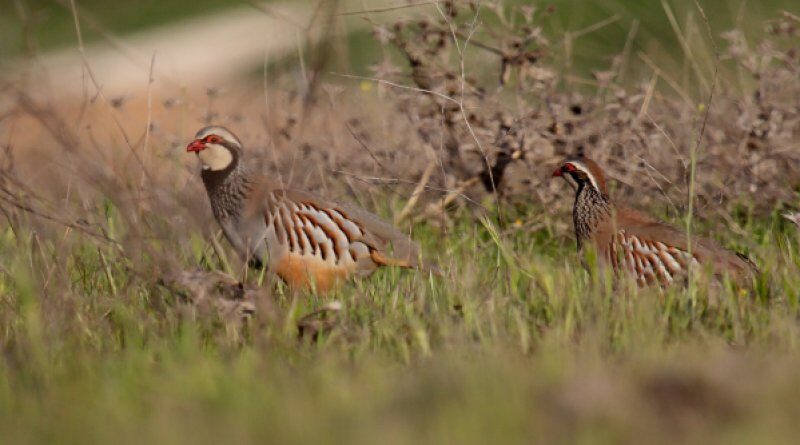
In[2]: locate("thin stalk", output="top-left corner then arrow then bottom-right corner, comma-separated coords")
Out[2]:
686,0 -> 720,303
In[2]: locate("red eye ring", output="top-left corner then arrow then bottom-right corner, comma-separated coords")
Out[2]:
564,163 -> 577,172
206,135 -> 221,144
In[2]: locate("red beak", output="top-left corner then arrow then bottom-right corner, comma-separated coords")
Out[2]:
551,167 -> 563,177
186,139 -> 206,153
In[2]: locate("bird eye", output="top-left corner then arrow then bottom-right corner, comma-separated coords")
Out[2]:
206,135 -> 221,144
564,163 -> 577,172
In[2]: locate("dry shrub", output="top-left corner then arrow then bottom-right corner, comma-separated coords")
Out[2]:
369,2 -> 800,223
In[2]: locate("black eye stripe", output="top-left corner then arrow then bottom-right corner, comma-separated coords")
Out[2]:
566,169 -> 582,176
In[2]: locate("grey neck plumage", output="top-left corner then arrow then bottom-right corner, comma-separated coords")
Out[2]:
573,183 -> 612,250
201,160 -> 253,222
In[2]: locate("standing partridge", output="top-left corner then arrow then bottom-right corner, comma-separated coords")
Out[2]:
187,125 -> 424,292
552,157 -> 756,286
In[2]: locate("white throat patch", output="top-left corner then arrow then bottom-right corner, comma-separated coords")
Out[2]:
198,143 -> 234,171
562,172 -> 579,191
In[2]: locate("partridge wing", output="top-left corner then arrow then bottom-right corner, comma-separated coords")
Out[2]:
612,207 -> 754,281
606,226 -> 699,285
275,188 -> 421,269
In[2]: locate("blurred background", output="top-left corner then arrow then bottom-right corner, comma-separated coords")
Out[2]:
2,0 -> 796,97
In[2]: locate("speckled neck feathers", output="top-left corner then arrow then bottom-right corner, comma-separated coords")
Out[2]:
573,183 -> 612,249
201,161 -> 254,222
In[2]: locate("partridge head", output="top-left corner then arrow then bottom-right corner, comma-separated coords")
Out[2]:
552,157 -> 756,286
187,125 -> 428,292
186,126 -> 242,172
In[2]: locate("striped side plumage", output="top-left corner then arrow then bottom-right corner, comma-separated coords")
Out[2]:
264,190 -> 415,269
607,230 -> 699,286
254,187 -> 421,291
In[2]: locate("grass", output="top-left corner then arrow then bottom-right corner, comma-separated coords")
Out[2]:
2,199 -> 800,443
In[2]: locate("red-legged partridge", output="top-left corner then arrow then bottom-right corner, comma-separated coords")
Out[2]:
187,126 -> 424,292
552,157 -> 756,286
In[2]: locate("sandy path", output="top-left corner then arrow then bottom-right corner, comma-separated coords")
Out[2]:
2,0 -> 429,174
9,1 -> 396,98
